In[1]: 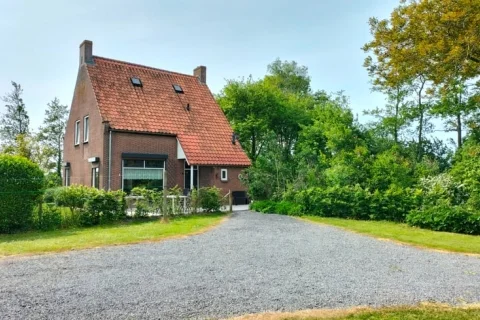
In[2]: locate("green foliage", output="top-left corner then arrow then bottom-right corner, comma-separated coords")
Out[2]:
295,185 -> 419,222
44,172 -> 62,188
81,190 -> 126,226
52,185 -> 125,227
34,204 -> 62,231
407,204 -> 480,235
43,187 -> 62,204
368,149 -> 413,191
54,185 -> 97,213
0,154 -> 44,233
131,187 -> 164,218
198,187 -> 222,212
1,81 -> 29,147
38,98 -> 68,176
250,200 -> 278,213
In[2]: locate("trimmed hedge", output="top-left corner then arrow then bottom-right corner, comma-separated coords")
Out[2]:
0,154 -> 45,233
295,185 -> 420,222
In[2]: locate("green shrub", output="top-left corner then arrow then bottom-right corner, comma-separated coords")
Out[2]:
54,185 -> 98,213
295,185 -> 419,222
275,201 -> 302,216
250,200 -> 277,213
198,187 -> 222,212
81,190 -> 126,226
0,154 -> 45,233
34,204 -> 62,231
44,172 -> 62,188
44,187 -> 62,204
407,204 -> 480,235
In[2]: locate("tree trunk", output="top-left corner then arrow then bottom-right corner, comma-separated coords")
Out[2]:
251,131 -> 256,162
416,78 -> 426,162
394,87 -> 400,144
457,113 -> 462,148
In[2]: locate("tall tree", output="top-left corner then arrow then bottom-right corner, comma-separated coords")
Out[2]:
364,0 -> 480,86
431,79 -> 478,148
38,97 -> 68,176
265,58 -> 311,95
0,81 -> 29,147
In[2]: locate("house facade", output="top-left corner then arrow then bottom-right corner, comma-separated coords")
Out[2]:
63,40 -> 250,194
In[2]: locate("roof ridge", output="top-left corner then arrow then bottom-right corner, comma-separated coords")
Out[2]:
93,55 -> 197,79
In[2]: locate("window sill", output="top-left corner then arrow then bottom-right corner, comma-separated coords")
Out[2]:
83,141 -> 89,144
74,143 -> 80,147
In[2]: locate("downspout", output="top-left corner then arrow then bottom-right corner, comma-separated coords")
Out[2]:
108,129 -> 112,190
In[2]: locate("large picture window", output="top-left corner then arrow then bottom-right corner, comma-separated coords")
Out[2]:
122,159 -> 164,193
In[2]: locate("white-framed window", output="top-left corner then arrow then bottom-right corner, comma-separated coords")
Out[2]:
74,120 -> 80,145
91,167 -> 99,189
83,116 -> 89,143
221,169 -> 228,181
122,159 -> 165,194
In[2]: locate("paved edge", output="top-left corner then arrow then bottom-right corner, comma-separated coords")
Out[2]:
297,216 -> 480,258
0,213 -> 231,261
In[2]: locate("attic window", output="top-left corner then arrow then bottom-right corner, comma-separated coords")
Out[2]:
131,77 -> 142,87
173,84 -> 184,93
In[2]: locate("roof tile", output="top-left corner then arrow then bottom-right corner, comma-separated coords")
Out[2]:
87,56 -> 251,166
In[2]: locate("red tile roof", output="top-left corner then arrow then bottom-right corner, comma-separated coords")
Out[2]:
86,56 -> 251,166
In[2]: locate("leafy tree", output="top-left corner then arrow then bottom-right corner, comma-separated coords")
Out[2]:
431,79 -> 478,148
38,97 -> 68,176
363,0 -> 480,86
217,77 -> 277,162
0,81 -> 29,148
265,58 -> 311,94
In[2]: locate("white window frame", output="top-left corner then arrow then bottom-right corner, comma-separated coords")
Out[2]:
83,116 -> 89,143
220,169 -> 228,181
91,167 -> 99,188
74,120 -> 80,145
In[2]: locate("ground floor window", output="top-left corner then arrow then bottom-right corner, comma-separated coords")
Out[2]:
122,159 -> 164,193
221,168 -> 228,181
91,167 -> 99,189
184,161 -> 199,190
65,167 -> 70,186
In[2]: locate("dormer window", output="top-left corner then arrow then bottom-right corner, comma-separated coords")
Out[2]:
131,77 -> 142,87
173,84 -> 184,93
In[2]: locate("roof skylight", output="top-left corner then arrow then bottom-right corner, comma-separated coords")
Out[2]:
131,77 -> 142,87
173,84 -> 184,93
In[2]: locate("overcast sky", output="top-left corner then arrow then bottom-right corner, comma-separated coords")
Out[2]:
0,0 -> 401,132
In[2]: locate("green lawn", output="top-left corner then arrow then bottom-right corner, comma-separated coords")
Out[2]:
0,213 -> 226,257
233,305 -> 480,320
301,216 -> 480,255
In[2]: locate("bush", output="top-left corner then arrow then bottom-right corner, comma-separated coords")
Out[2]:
274,201 -> 302,216
0,154 -> 45,233
295,185 -> 420,222
198,187 -> 222,212
34,204 -> 62,231
407,204 -> 480,235
54,185 -> 98,213
250,200 -> 277,213
81,190 -> 126,226
43,187 -> 62,204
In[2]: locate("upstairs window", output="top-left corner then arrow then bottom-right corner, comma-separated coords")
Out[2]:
74,120 -> 80,145
83,116 -> 89,143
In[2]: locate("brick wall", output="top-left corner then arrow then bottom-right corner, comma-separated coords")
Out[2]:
210,166 -> 248,194
109,132 -> 183,190
63,65 -> 105,188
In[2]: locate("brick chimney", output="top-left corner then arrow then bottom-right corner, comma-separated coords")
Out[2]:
194,66 -> 206,84
79,40 -> 93,66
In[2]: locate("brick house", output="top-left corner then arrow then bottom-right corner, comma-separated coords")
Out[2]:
63,40 -> 250,195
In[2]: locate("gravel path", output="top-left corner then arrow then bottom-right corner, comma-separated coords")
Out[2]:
1,211 -> 479,319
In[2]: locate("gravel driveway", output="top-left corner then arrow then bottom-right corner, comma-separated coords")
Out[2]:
1,211 -> 479,319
